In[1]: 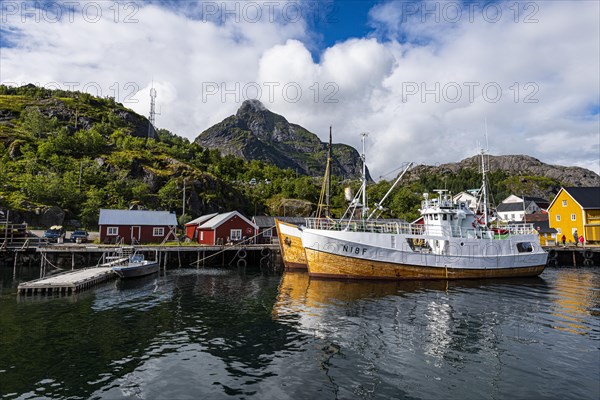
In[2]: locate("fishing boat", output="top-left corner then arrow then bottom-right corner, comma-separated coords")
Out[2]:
111,251 -> 159,279
275,219 -> 307,270
300,137 -> 547,280
275,128 -> 335,271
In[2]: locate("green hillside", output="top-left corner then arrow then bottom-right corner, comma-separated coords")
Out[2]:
1,85 -> 596,229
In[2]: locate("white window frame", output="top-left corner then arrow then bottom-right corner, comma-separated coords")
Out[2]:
562,200 -> 567,207
556,215 -> 561,221
570,214 -> 576,221
230,229 -> 242,241
262,229 -> 272,238
107,227 -> 119,236
153,227 -> 164,237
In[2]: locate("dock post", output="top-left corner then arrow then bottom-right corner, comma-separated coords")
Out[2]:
572,251 -> 576,267
196,252 -> 200,269
71,253 -> 75,270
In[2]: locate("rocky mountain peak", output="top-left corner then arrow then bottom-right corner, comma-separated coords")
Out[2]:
196,103 -> 368,179
236,99 -> 268,117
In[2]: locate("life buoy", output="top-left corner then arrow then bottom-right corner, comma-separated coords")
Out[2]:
261,248 -> 271,257
583,259 -> 593,266
548,250 -> 558,260
237,259 -> 247,268
547,258 -> 558,267
583,250 -> 593,259
246,227 -> 252,235
238,249 -> 247,259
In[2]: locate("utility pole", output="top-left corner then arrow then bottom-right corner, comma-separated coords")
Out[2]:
182,178 -> 186,226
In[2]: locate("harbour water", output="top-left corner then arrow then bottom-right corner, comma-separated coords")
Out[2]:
0,264 -> 598,399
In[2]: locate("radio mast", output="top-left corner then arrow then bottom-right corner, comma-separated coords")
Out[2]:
148,85 -> 158,139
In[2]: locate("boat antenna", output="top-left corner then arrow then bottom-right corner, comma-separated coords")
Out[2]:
360,132 -> 369,220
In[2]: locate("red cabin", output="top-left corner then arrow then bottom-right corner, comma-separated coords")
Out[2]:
188,211 -> 257,245
98,209 -> 177,244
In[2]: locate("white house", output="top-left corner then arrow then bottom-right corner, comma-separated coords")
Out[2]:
496,195 -> 549,222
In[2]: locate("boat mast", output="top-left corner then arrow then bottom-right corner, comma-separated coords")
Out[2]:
326,127 -> 332,217
316,127 -> 333,218
361,133 -> 368,220
480,148 -> 489,226
367,162 -> 413,220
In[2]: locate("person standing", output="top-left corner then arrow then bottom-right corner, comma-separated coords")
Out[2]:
579,235 -> 585,247
573,230 -> 579,247
561,234 -> 566,247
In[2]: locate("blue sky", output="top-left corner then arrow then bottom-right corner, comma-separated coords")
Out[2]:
0,0 -> 599,176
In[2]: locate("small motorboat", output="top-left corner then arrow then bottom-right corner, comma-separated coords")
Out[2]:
112,252 -> 159,279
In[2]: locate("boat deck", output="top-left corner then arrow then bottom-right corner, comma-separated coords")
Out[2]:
17,267 -> 116,295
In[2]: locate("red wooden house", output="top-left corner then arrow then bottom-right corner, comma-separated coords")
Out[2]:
184,213 -> 217,240
191,211 -> 257,245
98,209 -> 177,244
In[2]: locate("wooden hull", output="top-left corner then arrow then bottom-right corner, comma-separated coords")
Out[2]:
113,262 -> 159,279
304,248 -> 545,281
275,219 -> 307,271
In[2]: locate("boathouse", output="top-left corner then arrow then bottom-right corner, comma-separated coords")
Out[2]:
184,213 -> 218,240
548,187 -> 600,244
252,216 -> 306,244
98,209 -> 178,244
195,211 -> 258,245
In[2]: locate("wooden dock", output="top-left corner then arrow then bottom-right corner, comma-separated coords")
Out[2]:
17,267 -> 116,295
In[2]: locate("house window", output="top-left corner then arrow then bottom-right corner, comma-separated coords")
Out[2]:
557,228 -> 562,234
556,215 -> 561,221
230,229 -> 242,241
562,200 -> 567,207
263,229 -> 272,238
511,213 -> 515,220
200,231 -> 204,240
570,214 -> 576,221
107,227 -> 118,236
153,227 -> 164,236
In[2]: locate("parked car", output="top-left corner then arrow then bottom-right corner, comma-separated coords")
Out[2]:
43,226 -> 66,243
69,230 -> 89,243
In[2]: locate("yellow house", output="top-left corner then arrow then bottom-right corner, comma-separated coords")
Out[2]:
548,187 -> 600,244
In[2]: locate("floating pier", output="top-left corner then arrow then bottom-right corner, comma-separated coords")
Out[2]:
17,267 -> 116,295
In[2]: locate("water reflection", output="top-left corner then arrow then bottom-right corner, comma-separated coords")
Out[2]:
550,268 -> 600,336
91,273 -> 173,311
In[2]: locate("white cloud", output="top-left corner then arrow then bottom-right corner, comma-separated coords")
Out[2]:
1,0 -> 598,178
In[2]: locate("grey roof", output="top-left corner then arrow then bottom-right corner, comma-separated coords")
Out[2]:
564,187 -> 600,209
185,213 -> 218,226
252,216 -> 306,228
198,211 -> 258,230
497,202 -> 525,212
98,209 -> 177,226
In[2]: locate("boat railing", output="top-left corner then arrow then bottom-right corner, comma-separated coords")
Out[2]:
506,223 -> 536,235
304,218 -> 536,238
304,218 -> 425,235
